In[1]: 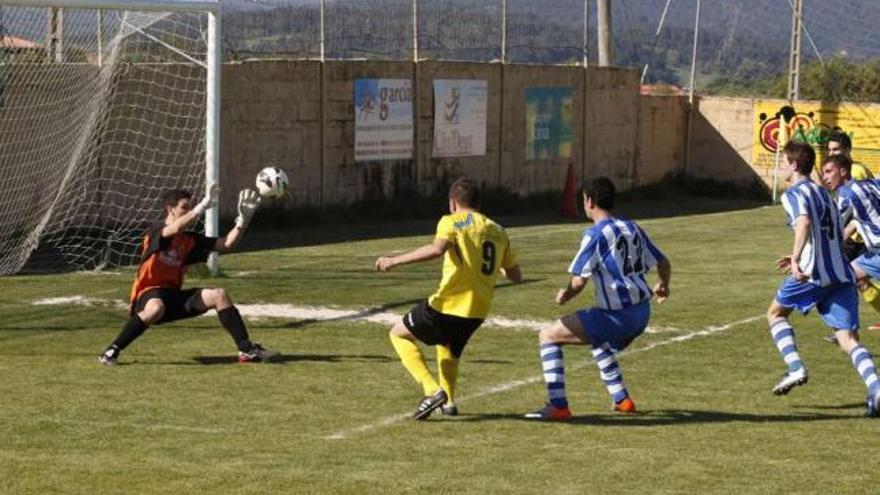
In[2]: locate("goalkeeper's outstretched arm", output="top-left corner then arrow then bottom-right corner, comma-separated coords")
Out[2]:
214,223 -> 245,253
214,189 -> 261,253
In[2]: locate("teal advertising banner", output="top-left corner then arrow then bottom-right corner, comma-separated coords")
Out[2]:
525,87 -> 574,160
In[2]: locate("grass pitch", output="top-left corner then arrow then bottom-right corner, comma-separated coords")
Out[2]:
2,197 -> 878,494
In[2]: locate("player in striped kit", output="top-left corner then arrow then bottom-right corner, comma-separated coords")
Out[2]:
770,142 -> 879,418
525,177 -> 671,420
823,134 -> 880,340
821,153 -> 880,416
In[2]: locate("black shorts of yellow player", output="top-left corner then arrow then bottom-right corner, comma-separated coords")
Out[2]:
403,300 -> 483,358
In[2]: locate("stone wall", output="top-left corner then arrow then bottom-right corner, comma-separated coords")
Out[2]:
220,60 -> 684,216
1,61 -> 691,224
688,96 -> 764,188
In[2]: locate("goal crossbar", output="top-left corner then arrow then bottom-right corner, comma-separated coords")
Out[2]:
0,0 -> 218,13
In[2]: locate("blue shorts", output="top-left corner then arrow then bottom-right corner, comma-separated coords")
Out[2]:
854,251 -> 880,280
775,277 -> 859,330
576,300 -> 651,352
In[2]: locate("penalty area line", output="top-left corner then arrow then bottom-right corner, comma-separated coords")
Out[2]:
323,315 -> 763,440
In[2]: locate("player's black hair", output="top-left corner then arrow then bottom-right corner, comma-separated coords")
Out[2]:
783,141 -> 816,176
828,130 -> 853,152
582,177 -> 615,210
823,153 -> 853,175
449,176 -> 480,208
163,189 -> 193,208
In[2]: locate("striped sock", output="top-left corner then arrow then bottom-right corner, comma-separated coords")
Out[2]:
770,318 -> 804,373
591,343 -> 628,403
850,345 -> 880,397
540,343 -> 568,408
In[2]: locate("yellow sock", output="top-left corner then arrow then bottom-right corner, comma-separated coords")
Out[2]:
390,334 -> 439,395
865,281 -> 880,315
436,345 -> 459,404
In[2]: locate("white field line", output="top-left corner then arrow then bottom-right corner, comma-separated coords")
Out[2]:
24,297 -> 761,438
32,296 -> 128,309
323,315 -> 764,440
29,297 -> 680,334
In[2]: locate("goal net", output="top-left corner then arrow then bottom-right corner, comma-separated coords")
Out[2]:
0,1 -> 216,274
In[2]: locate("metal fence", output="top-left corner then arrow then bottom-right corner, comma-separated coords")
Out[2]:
0,1 -> 876,100
221,0 -> 880,101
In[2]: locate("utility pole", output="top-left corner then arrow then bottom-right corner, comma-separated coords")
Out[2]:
597,0 -> 611,66
787,0 -> 803,101
683,0 -> 702,178
97,10 -> 103,67
47,7 -> 63,62
582,0 -> 589,67
319,0 -> 325,62
412,0 -> 421,192
500,0 -> 507,63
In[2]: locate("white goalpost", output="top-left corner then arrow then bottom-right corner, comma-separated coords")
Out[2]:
0,0 -> 220,274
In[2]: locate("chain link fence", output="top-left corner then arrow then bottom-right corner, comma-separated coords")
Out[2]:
220,0 -> 880,101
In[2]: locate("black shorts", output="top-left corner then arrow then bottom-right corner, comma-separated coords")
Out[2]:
403,300 -> 484,358
133,288 -> 207,325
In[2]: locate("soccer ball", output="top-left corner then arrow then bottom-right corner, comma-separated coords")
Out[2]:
255,167 -> 289,199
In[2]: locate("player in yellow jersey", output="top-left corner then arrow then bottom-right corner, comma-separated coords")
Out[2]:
828,131 -> 873,181
375,177 -> 522,420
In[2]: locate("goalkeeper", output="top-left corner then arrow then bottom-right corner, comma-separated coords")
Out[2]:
98,184 -> 279,366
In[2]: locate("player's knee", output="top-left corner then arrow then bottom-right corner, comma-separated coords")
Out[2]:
139,299 -> 165,324
214,287 -> 231,305
200,288 -> 230,309
539,324 -> 564,343
835,331 -> 859,353
766,305 -> 785,323
389,321 -> 411,339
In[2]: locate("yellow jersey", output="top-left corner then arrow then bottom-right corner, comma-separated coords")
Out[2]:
427,211 -> 518,319
851,162 -> 874,181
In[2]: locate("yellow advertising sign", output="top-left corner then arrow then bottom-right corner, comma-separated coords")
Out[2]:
753,100 -> 880,173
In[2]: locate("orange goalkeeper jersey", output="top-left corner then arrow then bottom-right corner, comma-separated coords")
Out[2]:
129,225 -> 216,308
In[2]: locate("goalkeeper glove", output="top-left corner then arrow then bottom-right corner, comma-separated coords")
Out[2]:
193,182 -> 219,216
235,189 -> 261,229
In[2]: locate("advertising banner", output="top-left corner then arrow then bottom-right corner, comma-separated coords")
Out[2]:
525,86 -> 574,160
753,100 -> 880,173
432,79 -> 488,157
354,79 -> 413,161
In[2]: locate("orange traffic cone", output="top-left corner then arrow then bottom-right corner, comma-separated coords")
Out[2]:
558,163 -> 579,219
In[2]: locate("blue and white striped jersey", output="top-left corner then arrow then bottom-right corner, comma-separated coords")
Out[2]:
781,179 -> 854,287
838,178 -> 880,251
835,181 -> 855,229
568,218 -> 665,310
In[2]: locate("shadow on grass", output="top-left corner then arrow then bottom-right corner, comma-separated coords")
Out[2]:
185,353 -> 393,365
791,402 -> 864,410
453,408 -> 862,425
238,185 -> 768,254
152,354 -> 512,366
